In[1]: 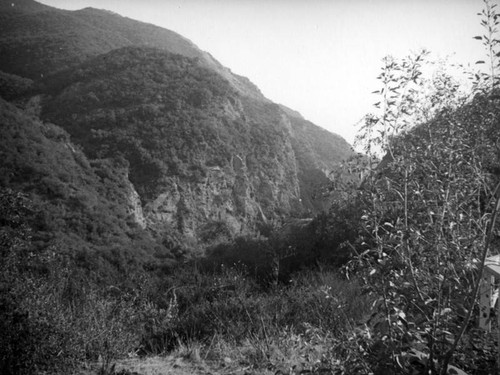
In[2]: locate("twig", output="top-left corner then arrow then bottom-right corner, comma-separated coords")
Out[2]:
440,182 -> 500,375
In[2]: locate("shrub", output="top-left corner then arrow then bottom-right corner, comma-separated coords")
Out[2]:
339,4 -> 500,372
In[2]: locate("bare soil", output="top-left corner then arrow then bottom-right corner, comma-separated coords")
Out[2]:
76,355 -> 276,375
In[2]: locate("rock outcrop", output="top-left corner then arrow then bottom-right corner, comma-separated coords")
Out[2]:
1,0 -> 355,249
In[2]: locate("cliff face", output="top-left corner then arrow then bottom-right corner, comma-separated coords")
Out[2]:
287,112 -> 354,212
1,0 -> 354,250
0,97 -> 162,263
38,47 -> 305,244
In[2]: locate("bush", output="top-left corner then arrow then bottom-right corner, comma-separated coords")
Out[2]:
340,6 -> 500,372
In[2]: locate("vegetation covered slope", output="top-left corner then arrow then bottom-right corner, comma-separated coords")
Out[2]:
0,97 -> 170,276
37,46 -> 302,242
0,0 -> 262,98
288,113 -> 353,212
1,0 -> 354,246
0,1 -> 362,374
323,37 -> 500,371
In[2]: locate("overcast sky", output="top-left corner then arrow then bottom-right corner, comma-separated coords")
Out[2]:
38,0 -> 488,144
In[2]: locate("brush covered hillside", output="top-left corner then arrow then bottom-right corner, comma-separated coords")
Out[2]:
0,0 -> 353,252
4,0 -> 500,374
0,97 -> 163,277
0,1 -> 359,373
0,1 -> 357,373
0,0 -> 260,97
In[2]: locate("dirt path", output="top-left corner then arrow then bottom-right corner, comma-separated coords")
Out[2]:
77,355 -> 277,375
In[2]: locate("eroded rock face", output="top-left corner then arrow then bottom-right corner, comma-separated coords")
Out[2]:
126,181 -> 146,229
1,0 -> 356,258
142,143 -> 302,243
37,46 -> 352,247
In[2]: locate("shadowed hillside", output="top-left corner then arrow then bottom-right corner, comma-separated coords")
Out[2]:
36,46 -> 307,243
0,0 -> 263,98
1,0 -> 354,247
288,113 -> 353,212
0,98 -> 171,277
0,1 -> 368,374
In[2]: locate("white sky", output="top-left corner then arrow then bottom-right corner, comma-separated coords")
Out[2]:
37,0 -> 488,144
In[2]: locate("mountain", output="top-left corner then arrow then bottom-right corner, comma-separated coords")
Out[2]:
0,0 -> 354,254
287,113 -> 353,211
0,97 -> 172,279
0,0 -> 262,98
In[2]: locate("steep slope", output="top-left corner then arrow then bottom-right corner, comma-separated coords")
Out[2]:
0,0 -> 51,13
0,71 -> 33,100
0,97 -> 172,277
39,46 -> 303,242
0,0 -> 262,98
286,111 -> 354,212
1,0 -> 355,246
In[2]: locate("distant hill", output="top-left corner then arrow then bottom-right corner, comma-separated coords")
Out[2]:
1,0 -> 354,251
0,0 -> 52,13
289,116 -> 353,211
0,0 -> 262,98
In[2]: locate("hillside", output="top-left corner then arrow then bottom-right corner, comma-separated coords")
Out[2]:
4,0 -> 500,374
0,0 -> 263,98
0,97 -> 171,276
0,1 -> 359,374
288,114 -> 353,211
37,46 -> 304,242
0,0 -> 354,247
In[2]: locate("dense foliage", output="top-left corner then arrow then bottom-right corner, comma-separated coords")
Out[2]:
38,45 -> 349,222
0,71 -> 33,101
0,95 -> 352,372
0,98 -> 173,278
0,0 -> 205,79
1,0 -> 353,251
40,47 -> 237,200
0,2 -> 356,374
5,0 -> 500,374
324,3 -> 500,372
342,93 -> 500,374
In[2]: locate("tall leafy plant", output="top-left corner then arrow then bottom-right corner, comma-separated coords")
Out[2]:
346,1 -> 500,373
474,0 -> 500,90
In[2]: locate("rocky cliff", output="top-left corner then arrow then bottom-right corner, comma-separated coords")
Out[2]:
1,0 -> 354,252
